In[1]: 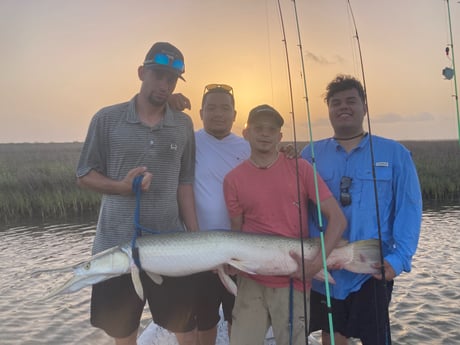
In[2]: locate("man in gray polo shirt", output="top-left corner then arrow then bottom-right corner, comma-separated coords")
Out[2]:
76,42 -> 198,345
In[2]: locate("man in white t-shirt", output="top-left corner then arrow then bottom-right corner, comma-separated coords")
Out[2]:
194,84 -> 250,230
193,84 -> 249,344
169,83 -> 247,344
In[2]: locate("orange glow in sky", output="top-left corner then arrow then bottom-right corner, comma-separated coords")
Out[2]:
1,0 -> 459,143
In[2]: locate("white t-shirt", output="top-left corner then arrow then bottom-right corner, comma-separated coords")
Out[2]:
194,129 -> 250,230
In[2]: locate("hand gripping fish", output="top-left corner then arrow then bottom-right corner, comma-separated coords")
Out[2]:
32,231 -> 380,300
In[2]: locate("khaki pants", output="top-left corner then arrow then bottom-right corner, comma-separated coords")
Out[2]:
229,276 -> 309,345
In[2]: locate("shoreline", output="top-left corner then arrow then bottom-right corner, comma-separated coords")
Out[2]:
0,140 -> 458,224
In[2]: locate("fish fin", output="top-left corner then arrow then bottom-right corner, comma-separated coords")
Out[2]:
313,270 -> 336,284
228,259 -> 258,275
145,271 -> 164,285
131,264 -> 144,301
217,266 -> 237,296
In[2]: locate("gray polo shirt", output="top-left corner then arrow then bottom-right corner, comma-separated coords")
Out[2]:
77,95 -> 195,254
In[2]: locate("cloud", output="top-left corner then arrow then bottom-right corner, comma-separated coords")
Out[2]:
372,112 -> 403,123
304,51 -> 345,65
373,112 -> 435,123
412,112 -> 435,121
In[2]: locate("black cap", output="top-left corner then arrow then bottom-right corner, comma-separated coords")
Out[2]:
247,104 -> 284,127
143,42 -> 185,81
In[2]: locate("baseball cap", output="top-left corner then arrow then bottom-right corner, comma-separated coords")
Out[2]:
247,104 -> 284,127
143,42 -> 185,81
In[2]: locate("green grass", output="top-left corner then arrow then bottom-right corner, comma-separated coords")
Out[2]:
0,143 -> 100,223
292,139 -> 460,202
0,140 -> 458,224
402,140 -> 460,201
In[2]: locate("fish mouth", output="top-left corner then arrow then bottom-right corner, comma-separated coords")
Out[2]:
39,273 -> 119,301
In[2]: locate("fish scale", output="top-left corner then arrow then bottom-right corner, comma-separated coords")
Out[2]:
33,230 -> 381,300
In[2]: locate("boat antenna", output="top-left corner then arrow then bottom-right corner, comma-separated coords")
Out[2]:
444,0 -> 460,146
275,1 -> 320,343
347,1 -> 392,343
289,0 -> 337,343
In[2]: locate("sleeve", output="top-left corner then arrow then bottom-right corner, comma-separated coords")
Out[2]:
303,160 -> 332,204
76,112 -> 107,178
179,115 -> 196,184
385,148 -> 423,276
223,172 -> 243,219
300,143 -> 313,162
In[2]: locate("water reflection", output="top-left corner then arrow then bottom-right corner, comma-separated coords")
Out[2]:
0,206 -> 459,345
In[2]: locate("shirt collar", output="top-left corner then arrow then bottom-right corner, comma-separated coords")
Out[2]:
332,132 -> 369,151
126,95 -> 179,127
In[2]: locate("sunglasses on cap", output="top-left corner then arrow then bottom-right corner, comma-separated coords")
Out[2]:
144,53 -> 185,73
340,176 -> 352,206
203,84 -> 234,96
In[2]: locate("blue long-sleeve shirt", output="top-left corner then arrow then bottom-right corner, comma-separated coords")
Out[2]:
301,134 -> 422,299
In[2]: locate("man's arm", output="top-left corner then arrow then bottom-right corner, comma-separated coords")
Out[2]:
291,196 -> 347,280
230,215 -> 243,231
77,167 -> 152,196
168,93 -> 191,111
178,183 -> 199,232
318,196 -> 347,258
379,149 -> 422,279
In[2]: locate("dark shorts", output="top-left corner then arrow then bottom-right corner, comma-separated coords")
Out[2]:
310,277 -> 394,345
194,271 -> 235,331
91,272 -> 197,338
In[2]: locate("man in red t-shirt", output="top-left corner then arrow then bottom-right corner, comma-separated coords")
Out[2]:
223,104 -> 346,345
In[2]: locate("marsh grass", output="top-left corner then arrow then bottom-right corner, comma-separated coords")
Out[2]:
403,140 -> 460,201
0,140 -> 458,224
0,143 -> 100,223
295,140 -> 460,202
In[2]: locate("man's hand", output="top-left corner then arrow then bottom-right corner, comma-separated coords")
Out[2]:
279,144 -> 299,159
372,260 -> 396,281
289,251 -> 322,281
168,93 -> 191,111
121,167 -> 153,195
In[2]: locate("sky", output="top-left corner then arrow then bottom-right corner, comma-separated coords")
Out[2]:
1,0 -> 459,143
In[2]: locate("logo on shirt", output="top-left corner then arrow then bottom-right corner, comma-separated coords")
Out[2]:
376,161 -> 389,167
170,143 -> 178,151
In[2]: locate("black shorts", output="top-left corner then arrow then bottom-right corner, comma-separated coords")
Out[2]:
309,277 -> 394,345
194,271 -> 235,331
91,272 -> 197,338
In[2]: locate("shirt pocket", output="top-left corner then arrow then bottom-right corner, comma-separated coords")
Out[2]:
355,166 -> 393,209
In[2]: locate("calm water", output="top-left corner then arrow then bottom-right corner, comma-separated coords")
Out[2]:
0,204 -> 459,345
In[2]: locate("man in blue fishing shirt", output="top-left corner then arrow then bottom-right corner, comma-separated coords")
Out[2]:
291,75 -> 422,345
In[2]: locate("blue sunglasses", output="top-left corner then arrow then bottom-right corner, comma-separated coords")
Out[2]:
144,53 -> 185,73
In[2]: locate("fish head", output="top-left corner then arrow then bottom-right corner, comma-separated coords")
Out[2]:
73,246 -> 131,277
38,246 -> 131,300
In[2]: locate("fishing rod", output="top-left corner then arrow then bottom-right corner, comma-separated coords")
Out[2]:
289,0 -> 337,344
444,0 -> 460,146
275,1 -> 308,344
347,1 -> 392,344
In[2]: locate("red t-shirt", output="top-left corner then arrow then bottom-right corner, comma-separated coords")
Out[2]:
223,154 -> 332,291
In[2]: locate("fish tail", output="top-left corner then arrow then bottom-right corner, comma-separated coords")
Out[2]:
342,239 -> 380,274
